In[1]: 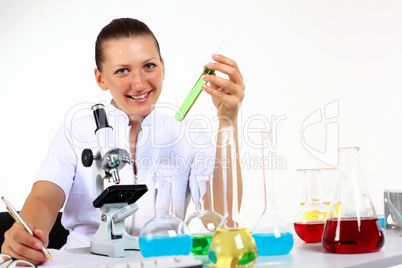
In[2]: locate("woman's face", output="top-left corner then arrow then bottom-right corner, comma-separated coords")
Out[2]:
95,36 -> 165,119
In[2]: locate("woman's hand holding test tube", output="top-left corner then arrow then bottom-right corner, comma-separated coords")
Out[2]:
201,53 -> 245,124
175,40 -> 244,122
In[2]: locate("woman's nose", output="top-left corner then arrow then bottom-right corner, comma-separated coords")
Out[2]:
131,70 -> 145,90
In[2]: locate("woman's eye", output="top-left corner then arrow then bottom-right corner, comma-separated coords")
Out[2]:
116,68 -> 128,74
144,63 -> 156,70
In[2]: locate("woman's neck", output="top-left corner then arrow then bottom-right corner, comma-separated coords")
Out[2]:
128,114 -> 145,129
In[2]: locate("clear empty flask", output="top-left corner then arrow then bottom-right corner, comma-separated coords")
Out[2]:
208,126 -> 258,268
322,147 -> 385,254
252,129 -> 293,255
294,169 -> 331,243
185,175 -> 223,255
139,175 -> 192,257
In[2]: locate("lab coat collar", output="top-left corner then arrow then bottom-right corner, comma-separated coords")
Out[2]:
107,99 -> 160,129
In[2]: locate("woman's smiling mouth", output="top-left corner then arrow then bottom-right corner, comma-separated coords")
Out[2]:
128,91 -> 152,102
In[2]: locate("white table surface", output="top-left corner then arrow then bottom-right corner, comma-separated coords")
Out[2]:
39,231 -> 402,268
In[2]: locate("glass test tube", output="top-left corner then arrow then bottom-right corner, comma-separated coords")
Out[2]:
175,40 -> 230,121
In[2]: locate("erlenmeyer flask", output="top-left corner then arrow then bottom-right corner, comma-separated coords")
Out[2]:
185,175 -> 223,255
252,129 -> 293,255
139,175 -> 192,257
322,147 -> 385,254
208,126 -> 258,268
294,169 -> 331,243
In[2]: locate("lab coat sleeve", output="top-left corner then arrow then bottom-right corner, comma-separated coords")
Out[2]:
34,123 -> 77,202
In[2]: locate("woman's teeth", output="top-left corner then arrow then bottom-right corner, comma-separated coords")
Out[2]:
131,92 -> 149,100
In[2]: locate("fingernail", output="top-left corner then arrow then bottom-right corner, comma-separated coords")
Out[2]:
207,62 -> 214,68
212,54 -> 219,59
202,84 -> 209,90
202,75 -> 209,81
34,243 -> 42,250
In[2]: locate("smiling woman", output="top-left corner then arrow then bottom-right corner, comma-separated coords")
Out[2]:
1,17 -> 246,266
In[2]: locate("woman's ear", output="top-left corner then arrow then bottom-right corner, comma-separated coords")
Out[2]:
160,57 -> 165,80
95,68 -> 108,91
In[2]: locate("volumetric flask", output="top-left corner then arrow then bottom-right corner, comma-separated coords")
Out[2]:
252,129 -> 293,255
294,169 -> 332,243
139,175 -> 192,257
208,126 -> 258,268
322,147 -> 384,254
185,175 -> 223,255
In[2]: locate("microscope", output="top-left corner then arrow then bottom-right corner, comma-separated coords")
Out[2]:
82,104 -> 148,258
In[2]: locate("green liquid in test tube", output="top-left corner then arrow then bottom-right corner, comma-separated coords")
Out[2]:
175,40 -> 230,121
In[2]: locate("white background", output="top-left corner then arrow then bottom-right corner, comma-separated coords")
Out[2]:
1,0 -> 402,228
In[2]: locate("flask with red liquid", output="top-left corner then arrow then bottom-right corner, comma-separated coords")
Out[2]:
322,147 -> 384,254
294,169 -> 330,243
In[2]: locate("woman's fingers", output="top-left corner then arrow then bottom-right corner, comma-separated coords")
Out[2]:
201,53 -> 245,118
2,223 -> 48,265
202,83 -> 243,109
203,74 -> 244,98
209,54 -> 243,82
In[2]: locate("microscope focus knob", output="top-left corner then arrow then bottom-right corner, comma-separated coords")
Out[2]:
82,149 -> 94,167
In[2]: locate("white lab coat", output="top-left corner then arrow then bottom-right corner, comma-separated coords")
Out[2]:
34,102 -> 215,249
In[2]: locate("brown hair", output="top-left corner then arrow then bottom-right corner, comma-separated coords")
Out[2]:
95,18 -> 161,71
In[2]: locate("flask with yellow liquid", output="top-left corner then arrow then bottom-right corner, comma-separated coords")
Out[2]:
208,127 -> 258,268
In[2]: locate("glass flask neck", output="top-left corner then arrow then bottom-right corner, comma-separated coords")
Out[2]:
339,147 -> 360,172
153,176 -> 175,217
261,131 -> 275,211
195,175 -> 214,212
305,170 -> 321,203
221,126 -> 242,228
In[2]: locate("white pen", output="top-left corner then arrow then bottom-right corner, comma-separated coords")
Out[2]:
1,196 -> 52,261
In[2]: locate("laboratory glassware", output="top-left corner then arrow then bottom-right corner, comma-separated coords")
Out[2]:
175,40 -> 230,121
252,129 -> 294,255
185,175 -> 223,255
384,189 -> 402,236
294,169 -> 331,243
322,147 -> 384,254
139,175 -> 192,257
299,168 -> 336,207
208,126 -> 258,268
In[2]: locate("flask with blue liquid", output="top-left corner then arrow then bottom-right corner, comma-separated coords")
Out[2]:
252,129 -> 294,255
139,175 -> 192,257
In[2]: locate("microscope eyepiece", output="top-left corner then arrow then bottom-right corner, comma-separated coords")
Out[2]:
92,104 -> 112,133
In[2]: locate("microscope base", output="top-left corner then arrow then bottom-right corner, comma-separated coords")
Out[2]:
90,202 -> 140,258
91,234 -> 139,258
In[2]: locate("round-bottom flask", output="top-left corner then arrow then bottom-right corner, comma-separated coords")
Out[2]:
209,228 -> 257,267
252,129 -> 293,255
139,175 -> 192,257
208,127 -> 257,268
185,175 -> 223,255
322,147 -> 384,254
294,169 -> 331,243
